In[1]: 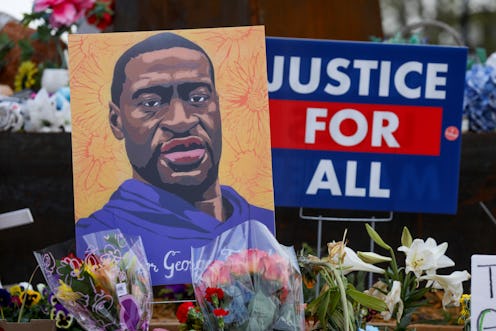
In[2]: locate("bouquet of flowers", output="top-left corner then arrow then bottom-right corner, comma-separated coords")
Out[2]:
190,220 -> 305,330
33,229 -> 153,331
298,233 -> 388,331
361,224 -> 471,331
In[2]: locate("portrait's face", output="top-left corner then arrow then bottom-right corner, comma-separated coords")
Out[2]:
110,47 -> 222,192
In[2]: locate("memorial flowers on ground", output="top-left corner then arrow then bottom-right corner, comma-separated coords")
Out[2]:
362,224 -> 471,330
187,220 -> 305,330
34,229 -> 153,331
0,280 -> 83,330
296,225 -> 471,330
298,233 -> 388,331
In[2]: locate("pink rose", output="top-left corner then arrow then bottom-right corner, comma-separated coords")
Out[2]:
34,0 -> 64,12
246,248 -> 269,273
35,0 -> 96,27
225,252 -> 249,276
50,2 -> 78,27
72,0 -> 95,10
260,253 -> 291,284
202,260 -> 231,286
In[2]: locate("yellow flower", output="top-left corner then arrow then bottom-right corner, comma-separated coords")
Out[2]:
9,285 -> 22,297
457,294 -> 471,325
56,280 -> 81,302
14,61 -> 39,92
20,290 -> 41,307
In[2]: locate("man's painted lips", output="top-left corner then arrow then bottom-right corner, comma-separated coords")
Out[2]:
160,136 -> 206,167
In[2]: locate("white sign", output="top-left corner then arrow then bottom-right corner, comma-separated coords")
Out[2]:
472,255 -> 496,331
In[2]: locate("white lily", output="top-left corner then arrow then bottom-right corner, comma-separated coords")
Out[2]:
381,280 -> 404,322
342,247 -> 385,275
420,271 -> 471,309
398,237 -> 454,278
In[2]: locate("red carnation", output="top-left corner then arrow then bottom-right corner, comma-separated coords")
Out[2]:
213,308 -> 229,317
175,301 -> 194,323
205,287 -> 224,303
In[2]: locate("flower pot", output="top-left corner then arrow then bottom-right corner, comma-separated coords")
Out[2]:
0,319 -> 56,331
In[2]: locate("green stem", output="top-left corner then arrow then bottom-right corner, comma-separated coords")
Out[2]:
55,38 -> 67,69
330,267 -> 350,331
1,306 -> 4,320
17,265 -> 40,323
388,247 -> 399,279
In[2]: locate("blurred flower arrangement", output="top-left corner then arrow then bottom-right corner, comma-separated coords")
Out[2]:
21,0 -> 115,68
0,87 -> 71,132
360,224 -> 471,331
0,278 -> 83,330
0,0 -> 114,133
34,230 -> 153,331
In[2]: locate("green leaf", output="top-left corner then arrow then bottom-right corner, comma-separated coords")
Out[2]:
401,226 -> 413,247
18,39 -> 34,62
365,223 -> 391,250
346,287 -> 387,312
308,290 -> 331,330
307,288 -> 340,331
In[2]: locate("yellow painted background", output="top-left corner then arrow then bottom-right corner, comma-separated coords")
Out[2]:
69,26 -> 274,221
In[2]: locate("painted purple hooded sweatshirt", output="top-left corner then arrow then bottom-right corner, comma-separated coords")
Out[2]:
75,179 -> 275,285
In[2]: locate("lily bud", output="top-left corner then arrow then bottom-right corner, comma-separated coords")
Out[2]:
401,226 -> 413,248
365,224 -> 391,250
357,251 -> 392,264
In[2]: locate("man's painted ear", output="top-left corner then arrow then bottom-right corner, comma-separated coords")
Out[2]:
109,101 -> 124,140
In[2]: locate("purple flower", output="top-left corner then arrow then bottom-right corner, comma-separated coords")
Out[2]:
0,288 -> 11,307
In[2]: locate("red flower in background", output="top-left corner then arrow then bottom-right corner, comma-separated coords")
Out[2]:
85,0 -> 114,31
175,301 -> 195,323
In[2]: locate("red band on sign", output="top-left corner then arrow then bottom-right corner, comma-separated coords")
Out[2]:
270,99 -> 442,156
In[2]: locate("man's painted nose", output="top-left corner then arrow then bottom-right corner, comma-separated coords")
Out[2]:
162,99 -> 198,133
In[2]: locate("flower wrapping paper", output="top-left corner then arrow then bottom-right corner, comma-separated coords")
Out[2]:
33,229 -> 153,331
191,220 -> 305,330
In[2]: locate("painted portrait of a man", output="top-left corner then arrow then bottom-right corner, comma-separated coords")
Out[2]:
69,27 -> 275,285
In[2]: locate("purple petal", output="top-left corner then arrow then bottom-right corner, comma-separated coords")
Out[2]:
119,295 -> 141,331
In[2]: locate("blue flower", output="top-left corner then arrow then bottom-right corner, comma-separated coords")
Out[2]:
464,63 -> 496,132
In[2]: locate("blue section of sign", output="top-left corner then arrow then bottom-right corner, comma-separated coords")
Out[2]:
272,148 -> 459,214
266,37 -> 468,214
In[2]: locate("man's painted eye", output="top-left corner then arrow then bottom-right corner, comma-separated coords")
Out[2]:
142,99 -> 161,107
189,95 -> 208,103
